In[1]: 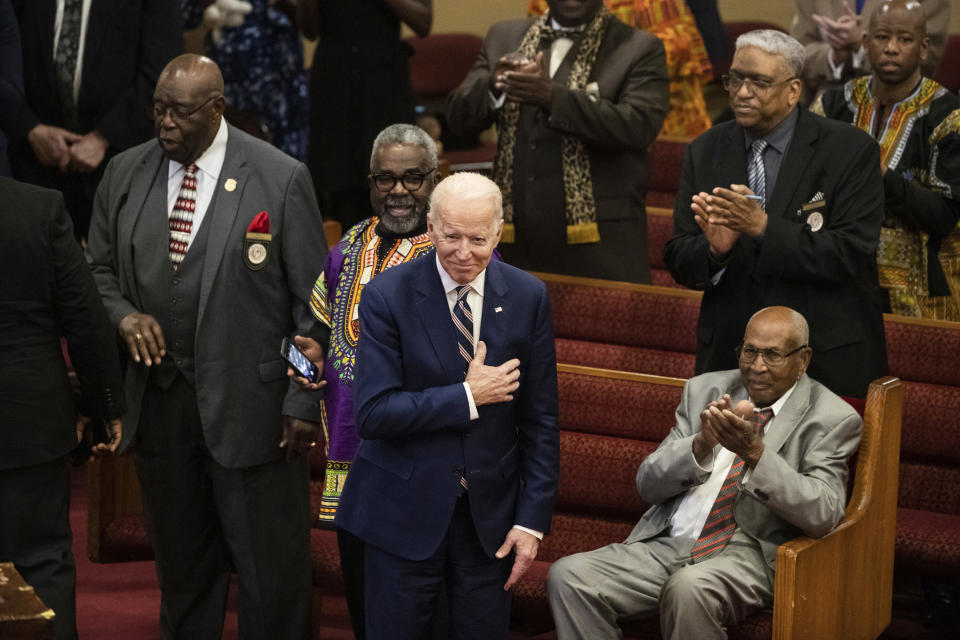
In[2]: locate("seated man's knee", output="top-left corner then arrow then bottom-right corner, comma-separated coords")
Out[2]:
547,554 -> 579,598
661,565 -> 721,615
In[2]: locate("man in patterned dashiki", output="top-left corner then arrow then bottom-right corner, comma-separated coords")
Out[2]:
291,123 -> 438,638
812,0 -> 960,320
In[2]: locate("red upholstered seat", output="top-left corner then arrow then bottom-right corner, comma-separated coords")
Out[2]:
542,277 -> 701,353
885,318 -> 960,387
895,507 -> 960,575
646,138 -> 688,210
646,207 -> 681,288
933,34 -> 960,93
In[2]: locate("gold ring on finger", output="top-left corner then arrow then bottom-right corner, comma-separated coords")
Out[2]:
135,333 -> 143,342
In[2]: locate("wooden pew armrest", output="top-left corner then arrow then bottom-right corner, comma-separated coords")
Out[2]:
771,377 -> 902,640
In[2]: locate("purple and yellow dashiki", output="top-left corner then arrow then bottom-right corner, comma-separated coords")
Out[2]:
309,217 -> 434,522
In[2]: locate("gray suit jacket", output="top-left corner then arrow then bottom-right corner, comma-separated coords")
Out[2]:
626,370 -> 862,569
86,124 -> 327,468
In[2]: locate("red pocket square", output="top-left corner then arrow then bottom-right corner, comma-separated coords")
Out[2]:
248,211 -> 270,234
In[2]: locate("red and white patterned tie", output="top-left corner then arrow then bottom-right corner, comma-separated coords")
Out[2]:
169,163 -> 198,269
690,407 -> 773,562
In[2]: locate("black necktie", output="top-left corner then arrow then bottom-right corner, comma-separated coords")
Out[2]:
55,0 -> 83,126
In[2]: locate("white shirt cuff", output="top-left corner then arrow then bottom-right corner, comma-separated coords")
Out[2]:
489,90 -> 507,110
709,266 -> 726,286
463,382 -> 479,420
827,47 -> 845,80
512,524 -> 544,540
851,45 -> 865,70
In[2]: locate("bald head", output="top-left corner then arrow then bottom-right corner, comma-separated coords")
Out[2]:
865,0 -> 929,90
152,54 -> 226,164
159,54 -> 225,95
870,0 -> 926,35
746,306 -> 809,346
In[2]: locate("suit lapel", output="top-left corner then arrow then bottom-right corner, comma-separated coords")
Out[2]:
478,261 -> 511,367
719,125 -> 748,190
766,108 -> 819,219
762,374 -> 812,454
34,1 -> 57,95
119,147 -> 166,262
197,128 -> 249,326
80,0 -> 108,90
415,259 -> 470,385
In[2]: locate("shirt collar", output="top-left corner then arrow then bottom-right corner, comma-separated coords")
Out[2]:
549,17 -> 588,33
744,104 -> 799,155
170,116 -> 229,179
755,380 -> 798,418
435,255 -> 486,298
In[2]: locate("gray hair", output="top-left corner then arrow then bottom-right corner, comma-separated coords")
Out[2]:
429,172 -> 503,226
370,123 -> 438,170
735,30 -> 806,78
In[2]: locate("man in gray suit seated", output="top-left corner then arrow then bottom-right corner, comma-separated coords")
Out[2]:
86,54 -> 327,639
547,306 -> 863,639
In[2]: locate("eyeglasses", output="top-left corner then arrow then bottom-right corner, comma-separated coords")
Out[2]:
735,343 -> 808,367
369,168 -> 436,193
722,74 -> 796,96
148,95 -> 221,122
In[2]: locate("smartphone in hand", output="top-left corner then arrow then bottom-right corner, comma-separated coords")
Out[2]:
281,337 -> 320,383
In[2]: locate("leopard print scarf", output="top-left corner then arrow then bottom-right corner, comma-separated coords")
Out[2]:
493,7 -> 611,245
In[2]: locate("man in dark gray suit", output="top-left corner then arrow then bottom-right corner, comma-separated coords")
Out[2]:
1,176 -> 124,640
86,54 -> 327,639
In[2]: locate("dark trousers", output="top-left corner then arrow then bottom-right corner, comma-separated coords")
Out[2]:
339,526 -> 450,640
0,455 -> 77,640
134,373 -> 312,640
363,494 -> 511,640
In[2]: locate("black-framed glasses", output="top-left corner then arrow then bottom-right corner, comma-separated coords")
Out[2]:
369,168 -> 436,193
148,95 -> 221,122
721,73 -> 796,96
735,343 -> 808,367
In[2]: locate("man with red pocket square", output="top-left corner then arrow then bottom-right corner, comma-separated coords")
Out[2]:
86,54 -> 328,639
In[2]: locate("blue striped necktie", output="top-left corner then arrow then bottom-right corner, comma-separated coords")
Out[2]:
747,139 -> 769,209
452,285 -> 474,375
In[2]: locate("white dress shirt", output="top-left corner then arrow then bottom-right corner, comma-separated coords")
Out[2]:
669,382 -> 798,541
166,118 -> 229,250
53,0 -> 94,104
435,256 -> 543,541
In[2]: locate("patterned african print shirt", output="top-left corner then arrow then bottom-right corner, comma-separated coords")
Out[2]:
813,76 -> 960,321
309,217 -> 434,521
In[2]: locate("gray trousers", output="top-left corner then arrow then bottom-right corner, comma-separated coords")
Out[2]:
547,532 -> 774,640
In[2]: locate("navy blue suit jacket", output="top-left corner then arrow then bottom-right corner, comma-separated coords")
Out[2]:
336,254 -> 559,561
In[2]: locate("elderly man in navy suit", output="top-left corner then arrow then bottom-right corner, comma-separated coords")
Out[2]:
336,172 -> 560,639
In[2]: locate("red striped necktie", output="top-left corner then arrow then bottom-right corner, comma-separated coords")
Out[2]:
690,407 -> 773,562
169,163 -> 198,269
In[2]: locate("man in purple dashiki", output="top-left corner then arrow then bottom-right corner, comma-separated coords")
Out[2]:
293,123 -> 438,638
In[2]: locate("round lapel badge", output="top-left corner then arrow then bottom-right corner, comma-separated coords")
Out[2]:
247,242 -> 267,266
806,211 -> 824,232
225,178 -> 237,192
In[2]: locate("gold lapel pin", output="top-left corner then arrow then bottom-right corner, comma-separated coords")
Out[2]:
224,178 -> 237,192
